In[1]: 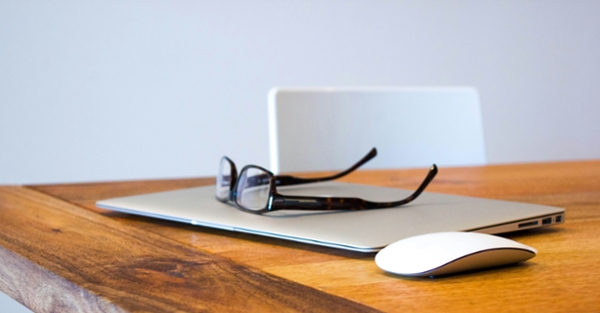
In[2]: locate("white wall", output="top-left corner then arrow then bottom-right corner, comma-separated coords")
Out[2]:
0,291 -> 32,313
1,0 -> 599,184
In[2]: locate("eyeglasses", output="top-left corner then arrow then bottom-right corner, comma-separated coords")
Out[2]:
215,148 -> 438,214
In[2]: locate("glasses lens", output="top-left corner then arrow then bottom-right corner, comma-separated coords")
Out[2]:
236,167 -> 271,211
216,157 -> 233,200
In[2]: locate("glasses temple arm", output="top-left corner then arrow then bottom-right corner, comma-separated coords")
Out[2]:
274,148 -> 378,186
380,164 -> 438,207
269,164 -> 438,211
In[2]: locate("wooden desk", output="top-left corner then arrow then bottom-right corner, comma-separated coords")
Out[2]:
1,161 -> 599,312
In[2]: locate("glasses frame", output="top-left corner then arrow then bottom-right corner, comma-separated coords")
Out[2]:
217,148 -> 378,202
216,148 -> 438,214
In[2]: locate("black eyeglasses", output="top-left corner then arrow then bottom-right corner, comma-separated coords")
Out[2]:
215,148 -> 438,214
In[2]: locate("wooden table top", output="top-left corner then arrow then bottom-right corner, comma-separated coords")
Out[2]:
1,160 -> 599,312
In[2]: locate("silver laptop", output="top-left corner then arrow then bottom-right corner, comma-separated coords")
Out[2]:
96,182 -> 564,253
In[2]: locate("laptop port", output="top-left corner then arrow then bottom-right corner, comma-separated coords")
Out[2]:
542,217 -> 552,225
518,221 -> 539,228
556,215 -> 563,223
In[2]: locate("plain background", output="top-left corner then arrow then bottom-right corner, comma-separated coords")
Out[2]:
1,1 -> 599,310
2,0 -> 600,186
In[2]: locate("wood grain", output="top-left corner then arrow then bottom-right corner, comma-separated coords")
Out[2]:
0,187 -> 378,312
7,160 -> 600,312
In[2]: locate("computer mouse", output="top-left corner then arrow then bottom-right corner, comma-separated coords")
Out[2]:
375,232 -> 537,277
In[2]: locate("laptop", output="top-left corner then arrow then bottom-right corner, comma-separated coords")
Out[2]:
96,181 -> 565,253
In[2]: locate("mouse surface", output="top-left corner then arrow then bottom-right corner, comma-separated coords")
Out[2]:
375,232 -> 537,277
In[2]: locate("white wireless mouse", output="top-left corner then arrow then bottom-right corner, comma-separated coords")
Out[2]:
375,232 -> 537,277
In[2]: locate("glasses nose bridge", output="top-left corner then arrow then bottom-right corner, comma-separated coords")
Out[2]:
227,188 -> 236,202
